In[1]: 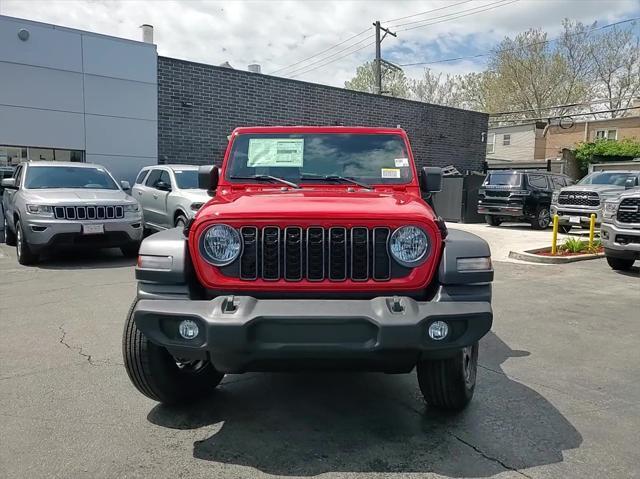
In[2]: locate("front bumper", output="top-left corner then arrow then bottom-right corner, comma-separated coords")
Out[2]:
133,296 -> 493,373
23,216 -> 143,251
601,222 -> 640,259
551,206 -> 602,225
477,205 -> 523,217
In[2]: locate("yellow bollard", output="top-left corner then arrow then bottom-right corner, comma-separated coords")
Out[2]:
551,214 -> 559,255
589,213 -> 596,249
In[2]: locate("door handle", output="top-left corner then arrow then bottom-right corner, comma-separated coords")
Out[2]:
137,191 -> 142,196
153,194 -> 158,199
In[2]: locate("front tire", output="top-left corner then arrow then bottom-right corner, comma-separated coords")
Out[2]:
122,300 -> 224,404
558,224 -> 572,234
15,219 -> 38,265
417,342 -> 478,411
485,215 -> 501,227
606,256 -> 635,271
531,206 -> 551,230
3,215 -> 16,246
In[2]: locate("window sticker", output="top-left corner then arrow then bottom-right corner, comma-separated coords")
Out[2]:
394,158 -> 410,167
381,168 -> 401,179
248,138 -> 304,167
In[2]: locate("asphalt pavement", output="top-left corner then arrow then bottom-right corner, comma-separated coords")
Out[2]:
0,236 -> 639,479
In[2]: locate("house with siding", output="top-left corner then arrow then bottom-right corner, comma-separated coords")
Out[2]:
485,122 -> 547,165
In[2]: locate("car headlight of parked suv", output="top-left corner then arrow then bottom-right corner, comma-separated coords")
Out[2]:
200,224 -> 242,266
551,191 -> 559,204
603,201 -> 618,218
123,203 -> 140,214
389,226 -> 429,267
26,204 -> 54,217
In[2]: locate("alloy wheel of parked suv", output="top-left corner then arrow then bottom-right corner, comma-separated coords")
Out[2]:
531,207 -> 551,230
15,219 -> 38,265
3,216 -> 16,246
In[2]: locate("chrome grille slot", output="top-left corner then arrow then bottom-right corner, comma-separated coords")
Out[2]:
617,198 -> 640,223
372,227 -> 391,280
54,207 -> 65,219
53,205 -> 125,220
97,206 -> 105,219
87,206 -> 96,219
284,227 -> 303,281
240,227 -> 258,280
306,227 -> 325,281
328,227 -> 347,281
66,207 -> 76,220
350,227 -> 369,281
558,191 -> 600,207
261,227 -> 280,280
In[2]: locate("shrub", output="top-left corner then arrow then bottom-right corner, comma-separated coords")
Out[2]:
574,138 -> 640,173
561,237 -> 587,253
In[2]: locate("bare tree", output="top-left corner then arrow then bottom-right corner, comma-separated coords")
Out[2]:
409,68 -> 464,107
344,61 -> 410,98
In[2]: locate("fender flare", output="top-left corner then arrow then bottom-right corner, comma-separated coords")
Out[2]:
438,229 -> 493,285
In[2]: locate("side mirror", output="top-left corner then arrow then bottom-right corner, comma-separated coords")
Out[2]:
155,181 -> 171,192
420,167 -> 443,194
198,165 -> 219,196
120,180 -> 131,191
1,178 -> 16,189
624,176 -> 637,190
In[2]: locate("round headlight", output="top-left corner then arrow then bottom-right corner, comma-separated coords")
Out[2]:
389,226 -> 429,267
200,224 -> 242,266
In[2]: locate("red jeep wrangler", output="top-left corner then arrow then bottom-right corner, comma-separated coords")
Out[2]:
123,126 -> 493,411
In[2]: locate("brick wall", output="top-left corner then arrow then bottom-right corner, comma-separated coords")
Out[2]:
158,56 -> 488,172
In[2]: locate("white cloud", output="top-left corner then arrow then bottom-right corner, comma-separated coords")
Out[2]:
2,0 -> 638,87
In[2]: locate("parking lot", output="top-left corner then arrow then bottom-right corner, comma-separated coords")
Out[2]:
1,227 -> 639,479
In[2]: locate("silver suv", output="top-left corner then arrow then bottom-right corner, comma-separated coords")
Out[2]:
2,161 -> 143,265
132,165 -> 210,231
601,187 -> 640,271
551,170 -> 640,230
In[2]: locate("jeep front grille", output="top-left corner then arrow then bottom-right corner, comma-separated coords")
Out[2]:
237,226 -> 392,281
617,198 -> 640,223
557,191 -> 600,207
53,205 -> 124,220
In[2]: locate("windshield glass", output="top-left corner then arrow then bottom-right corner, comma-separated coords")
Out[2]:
484,172 -> 522,187
25,166 -> 119,190
173,169 -> 199,189
578,172 -> 634,186
226,133 -> 412,185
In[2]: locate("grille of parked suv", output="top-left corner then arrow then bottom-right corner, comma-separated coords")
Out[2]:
237,226 -> 392,281
558,191 -> 600,207
53,205 -> 124,220
484,190 -> 511,197
617,198 -> 640,223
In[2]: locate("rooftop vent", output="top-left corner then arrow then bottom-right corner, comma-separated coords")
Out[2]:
248,64 -> 261,74
140,24 -> 154,44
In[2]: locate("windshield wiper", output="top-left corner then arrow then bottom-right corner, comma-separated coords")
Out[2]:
229,175 -> 300,189
299,174 -> 373,190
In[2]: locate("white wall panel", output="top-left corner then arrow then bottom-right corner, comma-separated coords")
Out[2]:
82,34 -> 157,84
85,114 -> 156,158
84,74 -> 157,120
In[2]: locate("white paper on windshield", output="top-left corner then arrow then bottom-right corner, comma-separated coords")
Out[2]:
247,138 -> 304,167
394,158 -> 409,167
381,168 -> 401,179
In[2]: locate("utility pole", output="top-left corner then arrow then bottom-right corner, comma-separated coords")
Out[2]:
373,20 -> 397,95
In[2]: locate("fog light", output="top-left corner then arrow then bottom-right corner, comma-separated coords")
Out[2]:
178,319 -> 199,340
428,321 -> 449,341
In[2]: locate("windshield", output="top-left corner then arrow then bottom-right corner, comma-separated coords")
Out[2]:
25,166 -> 119,190
484,172 -> 522,187
226,133 -> 412,185
173,169 -> 199,189
578,172 -> 635,186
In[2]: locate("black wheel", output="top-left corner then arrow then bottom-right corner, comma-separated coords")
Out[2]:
485,215 -> 501,227
417,342 -> 478,411
122,300 -> 224,404
606,256 -> 635,271
3,214 -> 16,246
558,225 -> 572,234
15,219 -> 38,265
120,242 -> 140,258
174,214 -> 187,228
531,206 -> 551,230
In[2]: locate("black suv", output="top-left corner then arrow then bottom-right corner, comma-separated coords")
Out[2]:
478,170 -> 574,229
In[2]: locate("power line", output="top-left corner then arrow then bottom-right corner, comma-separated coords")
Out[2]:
284,34 -> 375,78
489,96 -> 637,116
396,0 -> 520,32
383,0 -> 476,24
289,40 -> 376,79
399,16 -> 640,67
269,27 -> 372,75
488,106 -> 640,125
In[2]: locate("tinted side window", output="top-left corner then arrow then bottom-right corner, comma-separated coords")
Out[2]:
551,176 -> 565,189
14,165 -> 23,187
527,174 -> 548,189
145,169 -> 162,187
135,170 -> 149,184
158,170 -> 172,188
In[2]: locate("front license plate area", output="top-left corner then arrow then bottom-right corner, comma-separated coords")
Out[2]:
82,224 -> 104,235
569,216 -> 581,225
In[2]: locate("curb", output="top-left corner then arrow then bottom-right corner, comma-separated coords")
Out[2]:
508,247 -> 605,264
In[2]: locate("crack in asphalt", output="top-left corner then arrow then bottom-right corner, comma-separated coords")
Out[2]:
57,324 -> 122,367
452,434 -> 534,479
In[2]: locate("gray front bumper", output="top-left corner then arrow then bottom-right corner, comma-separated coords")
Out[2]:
552,205 -> 602,225
133,296 -> 493,373
601,222 -> 640,258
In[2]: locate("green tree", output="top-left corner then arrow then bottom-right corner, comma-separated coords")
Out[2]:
344,61 -> 410,98
409,68 -> 464,107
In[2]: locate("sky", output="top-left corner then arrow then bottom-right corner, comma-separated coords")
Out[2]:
1,0 -> 639,87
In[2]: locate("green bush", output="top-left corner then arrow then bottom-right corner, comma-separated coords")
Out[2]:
561,237 -> 587,253
574,138 -> 640,173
